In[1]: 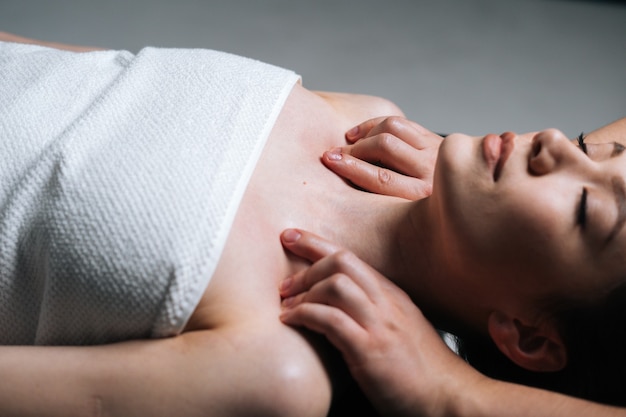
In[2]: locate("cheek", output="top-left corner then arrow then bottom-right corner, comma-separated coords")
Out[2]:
461,181 -> 589,303
468,183 -> 574,254
487,188 -> 572,264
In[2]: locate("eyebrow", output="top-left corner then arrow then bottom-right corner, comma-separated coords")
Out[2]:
606,176 -> 626,244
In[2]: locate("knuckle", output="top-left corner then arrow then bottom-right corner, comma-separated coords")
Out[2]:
376,133 -> 396,152
326,274 -> 353,299
382,116 -> 405,132
328,273 -> 349,289
331,249 -> 356,267
377,168 -> 393,185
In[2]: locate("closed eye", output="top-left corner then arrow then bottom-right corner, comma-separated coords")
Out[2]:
575,131 -> 624,159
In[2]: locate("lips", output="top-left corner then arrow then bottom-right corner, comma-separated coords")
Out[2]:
482,132 -> 515,181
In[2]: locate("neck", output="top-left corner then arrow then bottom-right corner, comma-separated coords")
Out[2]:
327,193 -> 453,326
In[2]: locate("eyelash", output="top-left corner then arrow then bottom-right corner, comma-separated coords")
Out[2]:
577,132 -> 588,154
576,133 -> 589,229
577,132 -> 626,158
576,132 -> 587,229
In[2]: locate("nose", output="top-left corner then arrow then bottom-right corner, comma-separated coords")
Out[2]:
528,129 -> 585,176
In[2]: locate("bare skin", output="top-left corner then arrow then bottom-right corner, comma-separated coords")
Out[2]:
0,32 -> 411,417
280,228 -> 626,417
4,32 -> 624,417
278,118 -> 626,416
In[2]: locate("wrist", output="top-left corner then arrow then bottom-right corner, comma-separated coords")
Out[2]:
440,364 -> 492,417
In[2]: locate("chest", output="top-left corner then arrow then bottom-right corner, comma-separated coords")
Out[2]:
185,88 -> 353,330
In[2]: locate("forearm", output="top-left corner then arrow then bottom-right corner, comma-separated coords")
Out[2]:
0,333 -> 254,417
0,338 -> 198,417
0,326 -> 330,417
452,376 -> 626,417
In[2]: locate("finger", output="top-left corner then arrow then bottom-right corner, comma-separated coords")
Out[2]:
322,150 -> 433,200
280,228 -> 343,263
280,302 -> 368,361
346,134 -> 436,178
347,116 -> 440,149
280,249 -> 377,298
360,117 -> 433,149
282,272 -> 376,324
345,117 -> 389,142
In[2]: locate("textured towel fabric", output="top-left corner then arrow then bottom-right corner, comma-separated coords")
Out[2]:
0,42 -> 299,345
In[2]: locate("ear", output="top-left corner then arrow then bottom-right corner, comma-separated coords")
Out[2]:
487,311 -> 568,372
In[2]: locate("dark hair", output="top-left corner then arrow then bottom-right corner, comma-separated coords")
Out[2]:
456,282 -> 626,407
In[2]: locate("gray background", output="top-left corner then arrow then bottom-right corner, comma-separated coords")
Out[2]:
1,0 -> 625,137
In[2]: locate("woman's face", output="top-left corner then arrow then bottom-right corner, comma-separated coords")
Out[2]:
433,118 -> 626,316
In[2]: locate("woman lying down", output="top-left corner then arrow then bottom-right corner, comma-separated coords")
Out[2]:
0,33 -> 625,417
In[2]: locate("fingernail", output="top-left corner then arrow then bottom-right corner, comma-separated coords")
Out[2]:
346,125 -> 359,138
325,148 -> 342,161
282,296 -> 296,308
282,229 -> 301,243
279,276 -> 293,293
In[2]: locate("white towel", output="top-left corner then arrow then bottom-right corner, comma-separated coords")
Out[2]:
0,42 -> 299,345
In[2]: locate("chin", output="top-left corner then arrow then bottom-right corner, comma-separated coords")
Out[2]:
435,133 -> 481,189
439,132 -> 479,166
432,134 -> 486,231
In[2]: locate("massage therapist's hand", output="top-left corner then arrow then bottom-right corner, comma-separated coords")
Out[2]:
279,228 -> 476,417
323,117 -> 442,200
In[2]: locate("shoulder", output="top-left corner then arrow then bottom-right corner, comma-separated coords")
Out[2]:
313,90 -> 405,120
176,323 -> 333,417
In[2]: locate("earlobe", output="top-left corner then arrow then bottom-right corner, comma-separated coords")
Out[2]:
487,311 -> 568,372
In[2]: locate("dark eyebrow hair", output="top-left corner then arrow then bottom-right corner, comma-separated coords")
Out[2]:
606,176 -> 626,244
